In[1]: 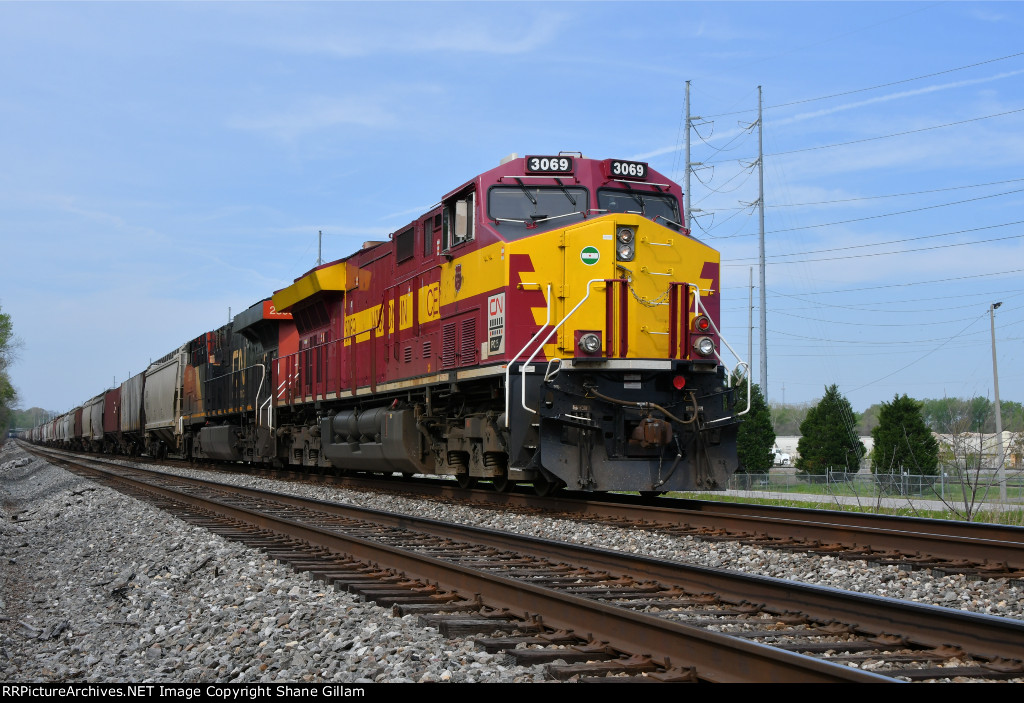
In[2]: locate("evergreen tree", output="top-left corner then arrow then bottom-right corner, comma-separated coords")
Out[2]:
871,394 -> 938,476
735,381 -> 775,473
795,384 -> 864,475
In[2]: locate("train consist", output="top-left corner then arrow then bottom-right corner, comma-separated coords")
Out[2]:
27,153 -> 747,494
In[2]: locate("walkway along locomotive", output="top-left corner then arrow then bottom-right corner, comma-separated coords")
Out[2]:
32,153 -> 749,494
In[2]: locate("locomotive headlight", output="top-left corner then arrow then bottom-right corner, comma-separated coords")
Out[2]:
616,226 -> 636,261
693,336 -> 715,357
578,332 -> 602,354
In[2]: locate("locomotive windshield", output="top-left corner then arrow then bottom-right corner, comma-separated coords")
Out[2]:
597,188 -> 683,231
487,183 -> 589,238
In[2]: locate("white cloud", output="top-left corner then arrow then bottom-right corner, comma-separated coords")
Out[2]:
636,68 -> 1024,162
228,96 -> 399,140
775,69 -> 1024,127
268,11 -> 570,58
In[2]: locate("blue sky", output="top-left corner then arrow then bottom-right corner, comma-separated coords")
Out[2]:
2,1 -> 1022,416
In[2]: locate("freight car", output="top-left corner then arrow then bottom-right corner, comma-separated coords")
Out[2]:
32,152 -> 748,495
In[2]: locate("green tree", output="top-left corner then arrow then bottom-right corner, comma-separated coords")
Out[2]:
11,407 -> 55,430
870,394 -> 938,476
1000,400 -> 1024,433
968,396 -> 993,432
921,396 -> 996,433
0,303 -> 19,435
769,402 -> 810,435
734,381 -> 775,473
856,403 -> 882,435
795,384 -> 865,475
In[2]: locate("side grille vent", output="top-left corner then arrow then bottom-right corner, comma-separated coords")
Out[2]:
460,318 -> 477,365
441,324 -> 457,369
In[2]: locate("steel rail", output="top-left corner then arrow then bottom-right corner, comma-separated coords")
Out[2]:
296,471 -> 1024,570
544,495 -> 1024,571
63,458 -> 892,683
25,445 -> 1024,570
63,454 -> 1024,668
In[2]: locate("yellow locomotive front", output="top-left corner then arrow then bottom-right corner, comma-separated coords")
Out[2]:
486,155 -> 745,493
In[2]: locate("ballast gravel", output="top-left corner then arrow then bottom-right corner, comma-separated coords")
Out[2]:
0,443 -> 545,683
2,440 -> 1021,683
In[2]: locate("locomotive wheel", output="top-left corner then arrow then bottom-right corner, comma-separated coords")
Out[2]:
491,472 -> 513,493
456,473 -> 476,489
532,470 -> 560,497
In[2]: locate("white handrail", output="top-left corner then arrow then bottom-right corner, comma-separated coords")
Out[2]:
692,287 -> 751,417
252,363 -> 272,430
504,284 -> 552,427
520,278 -> 606,416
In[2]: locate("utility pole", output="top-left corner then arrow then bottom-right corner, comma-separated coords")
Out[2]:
318,230 -> 323,266
991,302 -> 1006,503
684,81 -> 703,234
757,86 -> 767,401
748,267 -> 753,378
685,81 -> 692,233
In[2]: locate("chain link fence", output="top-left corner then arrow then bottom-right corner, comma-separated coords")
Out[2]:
728,468 -> 1024,507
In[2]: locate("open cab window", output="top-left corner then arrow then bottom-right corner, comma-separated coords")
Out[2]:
442,191 -> 475,252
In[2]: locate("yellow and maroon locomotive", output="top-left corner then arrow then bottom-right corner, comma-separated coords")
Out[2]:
268,153 -> 745,493
32,152 -> 746,494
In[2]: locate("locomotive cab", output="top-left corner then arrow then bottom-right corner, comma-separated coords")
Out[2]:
482,155 -> 745,493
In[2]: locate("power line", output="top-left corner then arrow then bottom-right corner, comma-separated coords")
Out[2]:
703,50 -> 1024,118
847,314 -> 987,393
768,268 -> 1024,295
730,291 -> 1024,316
698,106 -> 1024,167
775,218 -> 1023,256
761,287 -> 1024,311
692,161 -> 757,200
724,228 -> 1024,267
703,176 -> 1024,212
716,187 -> 1024,240
768,106 -> 1024,157
772,328 -> 980,345
771,310 -> 980,327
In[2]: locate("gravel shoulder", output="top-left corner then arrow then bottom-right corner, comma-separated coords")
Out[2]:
0,442 -> 547,683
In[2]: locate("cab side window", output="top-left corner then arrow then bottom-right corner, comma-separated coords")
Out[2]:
443,192 -> 475,251
395,227 -> 414,263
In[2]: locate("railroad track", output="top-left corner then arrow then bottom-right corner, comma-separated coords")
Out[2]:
170,457 -> 1024,579
26,446 -> 1024,683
